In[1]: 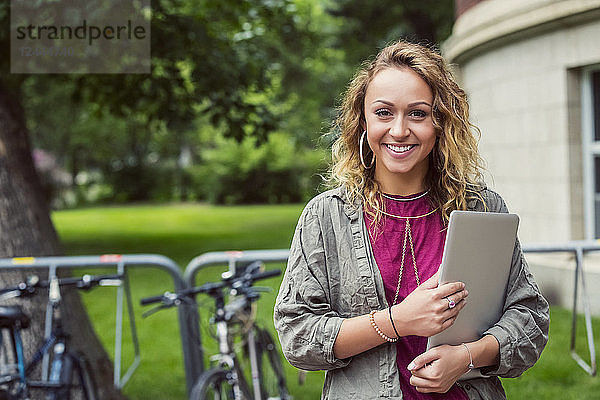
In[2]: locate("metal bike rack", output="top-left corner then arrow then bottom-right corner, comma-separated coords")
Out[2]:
182,249 -> 290,393
0,254 -> 197,389
184,244 -> 600,380
522,241 -> 599,376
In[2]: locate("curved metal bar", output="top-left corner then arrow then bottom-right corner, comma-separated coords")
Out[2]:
522,241 -> 598,376
184,249 -> 290,286
0,254 -> 200,391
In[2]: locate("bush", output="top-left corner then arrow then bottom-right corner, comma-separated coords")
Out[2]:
105,163 -> 178,203
191,132 -> 328,204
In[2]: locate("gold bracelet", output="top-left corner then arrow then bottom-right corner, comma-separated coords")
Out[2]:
461,343 -> 475,369
369,310 -> 398,343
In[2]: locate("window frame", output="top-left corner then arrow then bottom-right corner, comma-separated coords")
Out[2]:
582,66 -> 600,239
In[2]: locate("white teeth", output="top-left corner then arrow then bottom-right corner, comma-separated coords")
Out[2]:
386,144 -> 414,153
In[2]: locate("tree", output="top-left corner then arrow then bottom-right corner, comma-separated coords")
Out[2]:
326,0 -> 454,66
0,4 -> 127,397
21,0 -> 325,204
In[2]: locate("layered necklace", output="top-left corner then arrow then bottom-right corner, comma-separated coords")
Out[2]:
375,190 -> 438,305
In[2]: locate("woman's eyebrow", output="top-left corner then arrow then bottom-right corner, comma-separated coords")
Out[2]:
371,99 -> 432,108
371,99 -> 394,106
407,101 -> 432,108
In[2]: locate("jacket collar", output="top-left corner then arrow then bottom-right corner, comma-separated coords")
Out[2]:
329,186 -> 361,222
331,183 -> 488,220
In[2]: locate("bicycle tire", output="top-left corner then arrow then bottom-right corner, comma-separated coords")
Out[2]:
71,353 -> 98,400
255,329 -> 290,400
191,367 -> 252,400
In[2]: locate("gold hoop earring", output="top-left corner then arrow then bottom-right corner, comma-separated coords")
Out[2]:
359,130 -> 375,169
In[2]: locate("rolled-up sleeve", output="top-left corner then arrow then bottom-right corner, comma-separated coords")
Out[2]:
481,192 -> 550,377
273,201 -> 350,371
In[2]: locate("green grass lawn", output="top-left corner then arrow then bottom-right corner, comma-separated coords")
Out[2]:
52,203 -> 600,399
502,308 -> 600,399
53,203 -> 324,400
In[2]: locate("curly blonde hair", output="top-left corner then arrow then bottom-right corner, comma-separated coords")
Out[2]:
329,39 -> 485,225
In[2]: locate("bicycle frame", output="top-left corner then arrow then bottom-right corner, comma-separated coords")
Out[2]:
245,328 -> 262,400
212,308 -> 265,400
143,258 -> 288,400
0,311 -> 60,399
0,273 -> 125,400
0,324 -> 28,398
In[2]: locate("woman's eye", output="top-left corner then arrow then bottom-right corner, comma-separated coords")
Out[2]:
375,108 -> 392,117
409,110 -> 428,119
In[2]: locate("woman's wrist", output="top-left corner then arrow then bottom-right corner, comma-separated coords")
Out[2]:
465,335 -> 500,369
372,309 -> 400,341
389,303 -> 409,337
461,343 -> 475,369
388,306 -> 400,338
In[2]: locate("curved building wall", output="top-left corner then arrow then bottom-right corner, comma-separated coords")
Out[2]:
444,0 -> 600,242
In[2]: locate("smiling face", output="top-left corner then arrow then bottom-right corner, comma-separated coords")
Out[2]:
363,67 -> 436,195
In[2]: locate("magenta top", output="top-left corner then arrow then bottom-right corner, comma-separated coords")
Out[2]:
364,193 -> 468,400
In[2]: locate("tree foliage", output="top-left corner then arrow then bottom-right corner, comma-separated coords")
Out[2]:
326,0 -> 455,66
2,0 -> 455,206
70,0 -> 318,141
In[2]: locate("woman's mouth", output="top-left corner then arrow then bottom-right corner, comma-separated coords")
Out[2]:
384,143 -> 417,154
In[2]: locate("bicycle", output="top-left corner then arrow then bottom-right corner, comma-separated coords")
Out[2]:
0,273 -> 123,400
141,261 -> 290,400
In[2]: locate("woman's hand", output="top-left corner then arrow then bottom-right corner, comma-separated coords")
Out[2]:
407,344 -> 470,393
392,270 -> 468,337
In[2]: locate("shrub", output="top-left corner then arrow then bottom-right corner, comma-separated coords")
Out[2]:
191,132 -> 328,204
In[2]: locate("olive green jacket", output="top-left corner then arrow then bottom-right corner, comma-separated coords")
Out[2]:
274,187 -> 549,399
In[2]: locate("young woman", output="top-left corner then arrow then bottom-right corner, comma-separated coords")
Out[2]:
273,40 -> 549,399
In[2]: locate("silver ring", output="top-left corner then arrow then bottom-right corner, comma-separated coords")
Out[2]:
447,297 -> 456,309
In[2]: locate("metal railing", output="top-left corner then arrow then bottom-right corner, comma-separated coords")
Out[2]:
2,242 -> 594,398
522,241 -> 599,376
184,243 -> 600,379
0,254 -> 198,389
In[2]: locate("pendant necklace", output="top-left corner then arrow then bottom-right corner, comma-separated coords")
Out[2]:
376,191 -> 437,305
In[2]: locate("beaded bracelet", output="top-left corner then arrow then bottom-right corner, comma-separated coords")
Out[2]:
369,310 -> 398,342
461,343 -> 475,369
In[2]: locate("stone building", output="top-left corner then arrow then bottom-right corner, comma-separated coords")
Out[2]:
444,0 -> 600,243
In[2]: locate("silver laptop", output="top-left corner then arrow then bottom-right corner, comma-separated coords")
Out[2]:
426,210 -> 519,378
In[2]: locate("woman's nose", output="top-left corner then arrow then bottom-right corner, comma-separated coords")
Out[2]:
389,118 -> 410,138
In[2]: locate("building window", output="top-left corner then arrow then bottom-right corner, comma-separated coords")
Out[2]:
584,69 -> 600,239
595,72 -> 600,141
595,155 -> 600,236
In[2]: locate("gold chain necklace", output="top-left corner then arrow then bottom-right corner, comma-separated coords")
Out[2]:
381,190 -> 429,202
374,203 -> 438,305
379,207 -> 438,220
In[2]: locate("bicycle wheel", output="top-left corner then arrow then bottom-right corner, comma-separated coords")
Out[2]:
255,329 -> 290,400
70,353 -> 98,400
191,367 -> 252,400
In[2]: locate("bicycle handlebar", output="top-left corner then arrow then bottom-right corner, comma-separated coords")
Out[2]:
140,264 -> 281,308
139,293 -> 171,306
0,273 -> 124,301
245,268 -> 281,282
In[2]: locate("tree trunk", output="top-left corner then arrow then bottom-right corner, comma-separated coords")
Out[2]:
0,80 -> 126,400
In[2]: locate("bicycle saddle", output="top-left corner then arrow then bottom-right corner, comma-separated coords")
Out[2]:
0,306 -> 30,329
